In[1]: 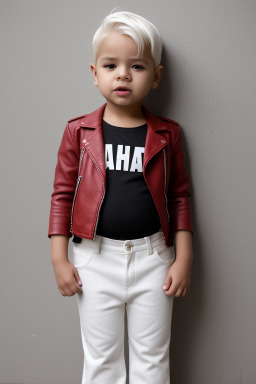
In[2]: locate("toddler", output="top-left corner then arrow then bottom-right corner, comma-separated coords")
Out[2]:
48,10 -> 193,384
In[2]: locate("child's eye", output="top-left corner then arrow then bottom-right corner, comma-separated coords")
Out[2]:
104,64 -> 144,70
132,65 -> 144,70
104,64 -> 116,69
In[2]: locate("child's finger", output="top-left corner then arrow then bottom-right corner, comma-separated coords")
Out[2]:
74,267 -> 83,287
162,276 -> 172,290
67,280 -> 82,295
166,282 -> 178,296
61,287 -> 75,296
72,279 -> 82,294
174,287 -> 184,297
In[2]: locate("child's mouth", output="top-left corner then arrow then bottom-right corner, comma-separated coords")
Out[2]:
114,87 -> 131,96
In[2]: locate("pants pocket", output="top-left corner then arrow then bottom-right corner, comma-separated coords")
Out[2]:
72,243 -> 94,269
153,244 -> 176,266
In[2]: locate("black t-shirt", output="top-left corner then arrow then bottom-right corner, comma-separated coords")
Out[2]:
72,119 -> 161,243
94,119 -> 161,240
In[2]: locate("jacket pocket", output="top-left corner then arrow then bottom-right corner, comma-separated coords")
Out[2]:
70,175 -> 82,232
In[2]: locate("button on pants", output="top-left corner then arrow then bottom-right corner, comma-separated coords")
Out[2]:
72,229 -> 176,384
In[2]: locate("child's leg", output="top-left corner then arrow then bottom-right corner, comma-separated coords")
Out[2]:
73,239 -> 127,384
125,231 -> 175,384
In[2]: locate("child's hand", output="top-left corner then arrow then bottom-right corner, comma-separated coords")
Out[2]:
52,259 -> 83,296
162,259 -> 192,297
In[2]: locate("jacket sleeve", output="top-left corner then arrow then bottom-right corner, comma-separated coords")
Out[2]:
48,123 -> 80,238
168,125 -> 193,239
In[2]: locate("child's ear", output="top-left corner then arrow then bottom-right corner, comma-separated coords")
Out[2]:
90,63 -> 98,87
152,65 -> 164,89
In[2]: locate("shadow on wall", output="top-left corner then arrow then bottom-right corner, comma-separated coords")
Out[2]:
170,208 -> 203,383
145,46 -> 204,384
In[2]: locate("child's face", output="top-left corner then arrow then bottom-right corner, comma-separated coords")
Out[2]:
90,31 -> 163,110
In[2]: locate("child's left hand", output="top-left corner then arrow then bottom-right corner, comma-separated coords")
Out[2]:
162,259 -> 192,297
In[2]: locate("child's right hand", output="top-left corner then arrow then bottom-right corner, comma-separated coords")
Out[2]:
52,259 -> 83,296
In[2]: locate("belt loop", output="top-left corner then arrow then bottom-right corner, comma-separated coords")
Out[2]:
94,235 -> 101,254
144,236 -> 153,255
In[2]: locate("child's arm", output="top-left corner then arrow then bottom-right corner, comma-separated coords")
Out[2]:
48,122 -> 80,239
51,235 -> 82,296
167,125 -> 193,240
162,230 -> 193,297
163,123 -> 193,297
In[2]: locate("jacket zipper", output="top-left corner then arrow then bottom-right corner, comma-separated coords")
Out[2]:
70,175 -> 82,232
143,146 -> 169,241
163,148 -> 170,222
78,146 -> 85,173
70,146 -> 86,232
84,146 -> 105,240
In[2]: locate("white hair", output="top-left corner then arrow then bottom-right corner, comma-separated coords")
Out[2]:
92,11 -> 162,67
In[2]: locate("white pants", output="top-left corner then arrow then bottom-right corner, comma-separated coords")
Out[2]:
73,229 -> 175,384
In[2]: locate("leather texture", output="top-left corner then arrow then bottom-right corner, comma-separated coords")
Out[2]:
48,102 -> 193,246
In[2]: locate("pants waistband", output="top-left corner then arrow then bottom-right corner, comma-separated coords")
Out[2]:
78,229 -> 166,255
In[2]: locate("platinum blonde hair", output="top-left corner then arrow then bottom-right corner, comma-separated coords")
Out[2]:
92,11 -> 162,67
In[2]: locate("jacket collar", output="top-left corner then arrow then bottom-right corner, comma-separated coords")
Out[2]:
78,103 -> 170,177
79,102 -> 171,132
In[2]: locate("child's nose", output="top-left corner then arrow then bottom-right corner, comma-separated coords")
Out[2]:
116,69 -> 131,81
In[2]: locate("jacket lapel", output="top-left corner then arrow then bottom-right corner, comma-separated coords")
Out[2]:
141,105 -> 170,173
78,104 -> 106,179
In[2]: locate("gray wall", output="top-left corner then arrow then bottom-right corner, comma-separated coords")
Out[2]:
1,1 -> 255,383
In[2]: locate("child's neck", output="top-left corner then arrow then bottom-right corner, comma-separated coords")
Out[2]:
103,102 -> 146,128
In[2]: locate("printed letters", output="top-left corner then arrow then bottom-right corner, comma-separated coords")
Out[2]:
105,144 -> 144,172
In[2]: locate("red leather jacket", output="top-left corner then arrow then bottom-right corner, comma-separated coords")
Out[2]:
48,103 -> 193,246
